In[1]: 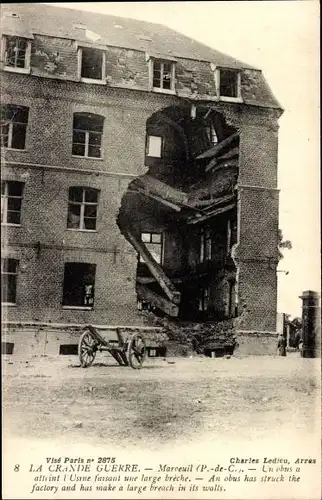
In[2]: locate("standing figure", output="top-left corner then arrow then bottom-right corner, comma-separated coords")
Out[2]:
277,334 -> 287,356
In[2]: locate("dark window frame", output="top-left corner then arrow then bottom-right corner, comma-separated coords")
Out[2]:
200,227 -> 212,263
1,258 -> 19,304
72,112 -> 104,159
199,287 -> 210,312
4,36 -> 31,71
79,47 -> 105,82
62,262 -> 96,308
1,180 -> 24,225
140,231 -> 163,264
218,68 -> 241,99
151,58 -> 175,92
0,105 -> 29,150
67,186 -> 99,231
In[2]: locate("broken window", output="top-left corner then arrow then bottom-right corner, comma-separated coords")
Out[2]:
199,287 -> 210,312
72,113 -> 104,158
1,258 -> 18,304
152,59 -> 175,91
67,187 -> 99,231
79,47 -> 105,81
200,227 -> 212,263
140,232 -> 163,264
146,135 -> 162,157
4,36 -> 31,70
62,262 -> 96,308
219,69 -> 240,98
1,181 -> 24,225
0,105 -> 29,150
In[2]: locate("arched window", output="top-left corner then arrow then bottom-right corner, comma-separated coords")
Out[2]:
72,112 -> 104,158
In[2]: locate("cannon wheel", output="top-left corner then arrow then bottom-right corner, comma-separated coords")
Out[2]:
78,328 -> 98,368
127,332 -> 146,369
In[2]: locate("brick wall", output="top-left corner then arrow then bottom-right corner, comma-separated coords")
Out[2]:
1,60 -> 281,334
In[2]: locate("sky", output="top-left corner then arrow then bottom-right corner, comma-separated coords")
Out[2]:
50,1 -> 320,317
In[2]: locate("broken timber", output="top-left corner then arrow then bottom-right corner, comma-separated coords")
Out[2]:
196,132 -> 239,160
128,187 -> 182,212
205,158 -> 239,173
136,175 -> 189,205
123,229 -> 181,305
187,202 -> 236,224
136,284 -> 179,317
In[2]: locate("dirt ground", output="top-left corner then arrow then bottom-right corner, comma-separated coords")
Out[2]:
2,351 -> 320,451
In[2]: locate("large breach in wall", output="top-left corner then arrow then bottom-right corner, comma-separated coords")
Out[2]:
117,103 -> 240,322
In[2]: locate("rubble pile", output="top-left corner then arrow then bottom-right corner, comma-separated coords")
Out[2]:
142,313 -> 239,356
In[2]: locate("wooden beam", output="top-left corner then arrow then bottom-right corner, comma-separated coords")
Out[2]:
128,188 -> 182,212
196,132 -> 239,160
136,175 -> 189,205
187,202 -> 236,225
137,284 -> 179,317
193,193 -> 236,208
137,276 -> 157,284
218,147 -> 239,161
123,229 -> 181,305
204,147 -> 239,172
205,158 -> 239,173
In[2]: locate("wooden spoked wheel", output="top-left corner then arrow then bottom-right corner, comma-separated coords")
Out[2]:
127,333 -> 146,369
78,329 -> 98,368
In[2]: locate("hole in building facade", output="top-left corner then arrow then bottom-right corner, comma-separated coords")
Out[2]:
118,104 -> 239,327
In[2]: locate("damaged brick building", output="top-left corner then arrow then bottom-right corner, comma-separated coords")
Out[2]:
1,4 -> 283,356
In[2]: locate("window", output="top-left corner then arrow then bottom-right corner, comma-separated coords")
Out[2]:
140,232 -> 163,264
205,123 -> 218,146
146,135 -> 162,158
67,187 -> 99,231
79,47 -> 105,82
1,181 -> 24,225
217,69 -> 241,99
1,258 -> 18,304
0,105 -> 29,150
3,36 -> 31,71
199,287 -> 210,312
200,227 -> 212,263
72,113 -> 104,158
62,263 -> 96,308
151,59 -> 175,92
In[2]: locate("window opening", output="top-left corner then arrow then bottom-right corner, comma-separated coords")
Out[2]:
146,135 -> 162,157
199,287 -> 210,312
152,60 -> 175,91
219,69 -> 239,98
1,258 -> 18,304
4,36 -> 29,69
205,122 -> 218,146
200,227 -> 212,263
1,181 -> 24,225
0,105 -> 29,149
72,113 -> 103,158
80,48 -> 104,80
140,232 -> 163,264
67,187 -> 99,231
62,263 -> 96,307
